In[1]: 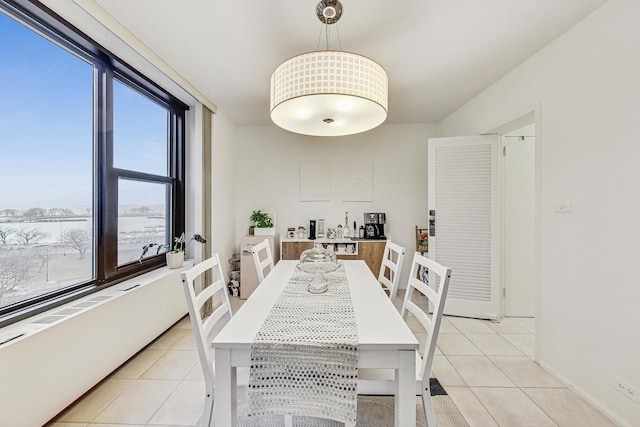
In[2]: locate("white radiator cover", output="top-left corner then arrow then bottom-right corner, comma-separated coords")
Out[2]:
0,266 -> 189,426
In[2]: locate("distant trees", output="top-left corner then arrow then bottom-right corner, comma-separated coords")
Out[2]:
0,248 -> 39,301
15,227 -> 48,245
0,207 -> 77,222
47,208 -> 74,216
62,228 -> 90,259
1,226 -> 52,245
129,206 -> 152,215
0,226 -> 15,244
0,205 -> 109,303
23,207 -> 46,219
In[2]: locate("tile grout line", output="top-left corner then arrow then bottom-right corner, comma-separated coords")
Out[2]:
143,378 -> 185,427
450,317 -> 564,426
466,386 -> 502,426
86,370 -> 142,425
88,324 -> 193,426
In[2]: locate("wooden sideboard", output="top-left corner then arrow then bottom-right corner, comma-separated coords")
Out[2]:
357,240 -> 386,277
281,238 -> 387,275
281,240 -> 314,260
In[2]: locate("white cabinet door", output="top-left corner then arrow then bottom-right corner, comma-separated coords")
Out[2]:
428,135 -> 501,320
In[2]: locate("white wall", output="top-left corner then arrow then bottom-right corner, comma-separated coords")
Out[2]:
439,0 -> 640,424
234,123 -> 438,285
211,110 -> 238,275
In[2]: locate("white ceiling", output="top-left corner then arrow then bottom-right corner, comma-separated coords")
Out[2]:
93,0 -> 607,126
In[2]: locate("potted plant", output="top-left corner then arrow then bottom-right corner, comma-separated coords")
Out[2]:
139,232 -> 206,268
250,210 -> 275,236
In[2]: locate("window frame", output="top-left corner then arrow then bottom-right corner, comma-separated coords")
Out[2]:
0,0 -> 188,326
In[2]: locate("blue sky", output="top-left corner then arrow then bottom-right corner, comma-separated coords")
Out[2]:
0,11 -> 168,209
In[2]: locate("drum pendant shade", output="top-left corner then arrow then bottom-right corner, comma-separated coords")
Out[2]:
269,2 -> 388,137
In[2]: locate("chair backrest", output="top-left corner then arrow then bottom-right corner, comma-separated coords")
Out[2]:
180,254 -> 233,391
401,252 -> 452,388
377,240 -> 405,300
251,238 -> 274,283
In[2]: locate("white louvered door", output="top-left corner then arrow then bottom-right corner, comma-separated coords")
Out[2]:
428,135 -> 501,320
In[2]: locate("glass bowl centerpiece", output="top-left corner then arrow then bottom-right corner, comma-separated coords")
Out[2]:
297,246 -> 341,293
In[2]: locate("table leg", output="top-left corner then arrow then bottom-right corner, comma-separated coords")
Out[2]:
214,348 -> 237,426
395,350 -> 416,427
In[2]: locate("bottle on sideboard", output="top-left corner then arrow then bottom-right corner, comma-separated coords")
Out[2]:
343,211 -> 350,238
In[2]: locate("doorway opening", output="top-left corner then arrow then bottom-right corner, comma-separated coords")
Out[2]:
502,124 -> 535,317
486,109 -> 540,360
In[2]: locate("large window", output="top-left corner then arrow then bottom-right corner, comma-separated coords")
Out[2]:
0,0 -> 187,325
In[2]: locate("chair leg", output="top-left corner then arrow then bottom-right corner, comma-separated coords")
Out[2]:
422,392 -> 436,427
200,392 -> 214,427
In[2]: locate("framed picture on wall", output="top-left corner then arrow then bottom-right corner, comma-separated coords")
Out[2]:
342,161 -> 373,201
300,161 -> 331,201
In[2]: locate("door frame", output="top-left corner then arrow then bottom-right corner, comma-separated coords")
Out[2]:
484,105 -> 542,362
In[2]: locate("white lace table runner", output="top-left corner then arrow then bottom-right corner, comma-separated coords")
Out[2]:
248,265 -> 358,425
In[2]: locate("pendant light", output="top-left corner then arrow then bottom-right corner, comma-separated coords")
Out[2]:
270,1 -> 388,137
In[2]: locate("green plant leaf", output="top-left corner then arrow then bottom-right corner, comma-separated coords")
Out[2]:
250,210 -> 273,228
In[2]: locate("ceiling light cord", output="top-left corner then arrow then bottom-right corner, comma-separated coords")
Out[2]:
326,22 -> 330,50
316,24 -> 324,51
316,22 -> 331,51
316,20 -> 341,52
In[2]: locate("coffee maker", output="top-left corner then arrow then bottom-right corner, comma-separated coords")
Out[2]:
364,212 -> 386,239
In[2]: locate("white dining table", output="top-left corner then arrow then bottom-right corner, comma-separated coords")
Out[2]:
212,260 -> 418,426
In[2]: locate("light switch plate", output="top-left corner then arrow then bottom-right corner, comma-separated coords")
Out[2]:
613,376 -> 640,403
555,202 -> 572,213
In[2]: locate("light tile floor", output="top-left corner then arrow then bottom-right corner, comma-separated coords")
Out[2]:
48,293 -> 615,427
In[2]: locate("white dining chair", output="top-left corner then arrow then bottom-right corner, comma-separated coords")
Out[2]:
180,254 -> 233,427
358,252 -> 452,427
251,238 -> 274,283
378,240 -> 405,300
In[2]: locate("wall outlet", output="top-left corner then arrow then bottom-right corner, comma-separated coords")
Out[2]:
613,376 -> 640,403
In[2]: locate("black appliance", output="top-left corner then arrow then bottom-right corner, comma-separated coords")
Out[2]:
364,212 -> 386,239
308,218 -> 317,240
